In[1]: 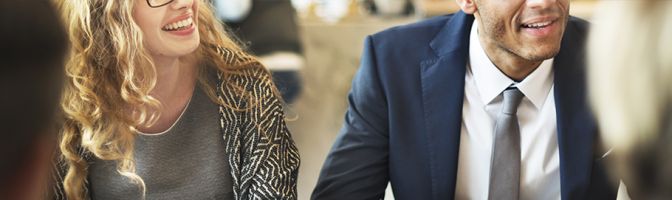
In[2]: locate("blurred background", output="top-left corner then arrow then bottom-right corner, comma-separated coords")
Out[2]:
218,0 -> 599,199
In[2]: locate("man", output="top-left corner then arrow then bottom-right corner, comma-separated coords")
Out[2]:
312,0 -> 616,199
0,0 -> 67,199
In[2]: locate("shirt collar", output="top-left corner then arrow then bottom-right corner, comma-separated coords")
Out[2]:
468,21 -> 554,110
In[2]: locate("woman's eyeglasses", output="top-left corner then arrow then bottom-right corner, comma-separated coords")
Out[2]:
147,0 -> 174,8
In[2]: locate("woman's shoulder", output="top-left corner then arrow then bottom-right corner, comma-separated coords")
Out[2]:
210,47 -> 279,105
211,53 -> 284,126
215,47 -> 272,83
221,61 -> 274,92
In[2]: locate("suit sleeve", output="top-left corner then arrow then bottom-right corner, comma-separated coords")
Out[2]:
312,36 -> 390,200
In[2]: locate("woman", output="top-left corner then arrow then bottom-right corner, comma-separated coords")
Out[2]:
53,0 -> 300,199
589,0 -> 672,198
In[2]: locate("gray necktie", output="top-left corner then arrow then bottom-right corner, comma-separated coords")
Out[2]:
488,87 -> 524,200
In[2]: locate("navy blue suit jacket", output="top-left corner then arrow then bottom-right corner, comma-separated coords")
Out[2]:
312,12 -> 617,200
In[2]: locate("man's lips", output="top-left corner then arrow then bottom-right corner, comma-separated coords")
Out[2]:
521,20 -> 554,29
520,19 -> 558,37
520,16 -> 559,29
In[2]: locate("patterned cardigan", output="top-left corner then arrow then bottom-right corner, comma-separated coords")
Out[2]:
52,48 -> 301,200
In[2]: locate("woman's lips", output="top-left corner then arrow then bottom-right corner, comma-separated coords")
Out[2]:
161,16 -> 196,36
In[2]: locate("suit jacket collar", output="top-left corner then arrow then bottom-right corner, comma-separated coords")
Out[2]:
553,20 -> 596,200
421,12 -> 595,200
429,12 -> 473,57
422,11 -> 473,200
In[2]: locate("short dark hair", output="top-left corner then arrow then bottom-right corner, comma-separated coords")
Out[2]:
0,0 -> 67,181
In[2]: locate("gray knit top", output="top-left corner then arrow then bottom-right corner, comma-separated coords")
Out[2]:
87,86 -> 234,200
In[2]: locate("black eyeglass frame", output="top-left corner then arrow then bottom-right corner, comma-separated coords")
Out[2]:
147,0 -> 174,8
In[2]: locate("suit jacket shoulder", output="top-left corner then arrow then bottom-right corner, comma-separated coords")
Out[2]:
371,14 -> 453,44
366,15 -> 454,65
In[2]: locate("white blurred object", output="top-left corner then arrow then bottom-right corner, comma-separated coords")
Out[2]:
617,181 -> 631,200
314,0 -> 350,23
385,183 -> 395,199
213,0 -> 252,22
374,0 -> 406,16
291,0 -> 313,15
258,52 -> 304,71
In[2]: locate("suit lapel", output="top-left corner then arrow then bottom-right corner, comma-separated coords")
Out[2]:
553,21 -> 597,200
420,12 -> 474,200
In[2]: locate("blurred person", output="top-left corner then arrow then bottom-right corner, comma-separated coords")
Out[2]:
52,0 -> 300,199
0,0 -> 67,199
214,0 -> 304,104
589,0 -> 672,199
313,0 -> 617,199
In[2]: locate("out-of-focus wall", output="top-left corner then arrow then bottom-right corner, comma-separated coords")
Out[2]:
415,0 -> 597,19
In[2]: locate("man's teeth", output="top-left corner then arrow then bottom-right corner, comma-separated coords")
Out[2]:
522,21 -> 552,28
164,17 -> 193,31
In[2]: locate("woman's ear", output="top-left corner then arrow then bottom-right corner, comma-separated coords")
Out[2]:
455,0 -> 478,14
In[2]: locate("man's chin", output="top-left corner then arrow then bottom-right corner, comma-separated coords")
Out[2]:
523,48 -> 560,62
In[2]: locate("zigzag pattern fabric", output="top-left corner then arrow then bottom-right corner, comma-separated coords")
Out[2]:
216,47 -> 300,200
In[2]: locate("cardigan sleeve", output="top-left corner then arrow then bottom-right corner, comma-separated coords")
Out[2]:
219,63 -> 300,200
244,65 -> 300,200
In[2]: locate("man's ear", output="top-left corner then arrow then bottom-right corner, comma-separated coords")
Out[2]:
455,0 -> 477,14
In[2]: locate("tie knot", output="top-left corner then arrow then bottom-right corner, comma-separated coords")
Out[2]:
501,87 -> 524,115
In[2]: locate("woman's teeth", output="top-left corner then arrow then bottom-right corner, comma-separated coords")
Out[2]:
163,17 -> 193,31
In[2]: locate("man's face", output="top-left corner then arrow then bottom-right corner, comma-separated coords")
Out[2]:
474,0 -> 569,61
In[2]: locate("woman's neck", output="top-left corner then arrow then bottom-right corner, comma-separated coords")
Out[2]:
138,54 -> 199,134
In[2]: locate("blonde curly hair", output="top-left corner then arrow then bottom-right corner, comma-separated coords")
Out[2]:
55,0 -> 264,199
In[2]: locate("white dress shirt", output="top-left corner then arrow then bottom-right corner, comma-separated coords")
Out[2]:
454,21 -> 561,200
